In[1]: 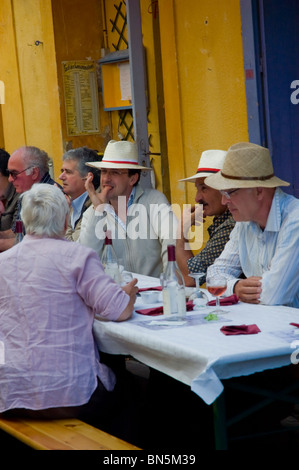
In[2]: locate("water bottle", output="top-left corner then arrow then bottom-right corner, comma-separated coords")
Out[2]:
161,245 -> 186,319
101,231 -> 121,284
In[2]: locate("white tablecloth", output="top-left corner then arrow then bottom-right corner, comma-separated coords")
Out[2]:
93,274 -> 299,405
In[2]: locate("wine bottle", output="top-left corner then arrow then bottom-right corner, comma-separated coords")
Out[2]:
15,220 -> 24,243
101,231 -> 121,284
161,244 -> 186,319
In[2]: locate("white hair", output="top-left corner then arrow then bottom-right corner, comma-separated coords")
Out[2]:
21,184 -> 69,238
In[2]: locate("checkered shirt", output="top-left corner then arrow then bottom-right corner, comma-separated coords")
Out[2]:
187,209 -> 235,284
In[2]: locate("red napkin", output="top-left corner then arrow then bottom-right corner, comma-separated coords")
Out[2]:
136,301 -> 194,316
207,294 -> 239,306
220,324 -> 261,335
138,286 -> 162,292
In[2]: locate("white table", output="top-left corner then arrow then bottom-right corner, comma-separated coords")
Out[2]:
93,274 -> 299,406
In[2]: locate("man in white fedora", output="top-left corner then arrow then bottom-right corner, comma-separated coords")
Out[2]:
78,140 -> 178,278
176,149 -> 235,286
206,142 -> 299,307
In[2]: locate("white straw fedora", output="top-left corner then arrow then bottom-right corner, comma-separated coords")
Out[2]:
179,149 -> 227,182
86,140 -> 151,171
205,142 -> 289,190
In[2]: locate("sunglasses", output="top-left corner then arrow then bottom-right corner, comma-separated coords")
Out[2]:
8,167 -> 34,180
220,188 -> 240,199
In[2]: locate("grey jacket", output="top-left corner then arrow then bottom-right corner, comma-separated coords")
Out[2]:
78,184 -> 178,278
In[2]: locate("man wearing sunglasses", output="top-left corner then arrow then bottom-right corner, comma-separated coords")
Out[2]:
0,146 -> 58,251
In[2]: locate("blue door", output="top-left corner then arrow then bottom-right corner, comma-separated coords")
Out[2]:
243,0 -> 299,196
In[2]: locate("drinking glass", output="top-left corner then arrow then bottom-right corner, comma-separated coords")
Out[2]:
206,274 -> 227,314
188,272 -> 209,305
120,271 -> 133,286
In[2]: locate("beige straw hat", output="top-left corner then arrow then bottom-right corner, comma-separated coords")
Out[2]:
86,140 -> 151,171
179,149 -> 227,182
205,142 -> 289,190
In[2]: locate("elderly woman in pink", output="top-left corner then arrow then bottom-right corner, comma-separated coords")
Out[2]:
0,183 -> 138,442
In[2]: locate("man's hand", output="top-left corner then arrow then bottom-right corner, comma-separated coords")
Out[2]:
0,200 -> 5,216
177,204 -> 203,241
175,205 -> 204,287
234,276 -> 262,304
85,173 -> 110,208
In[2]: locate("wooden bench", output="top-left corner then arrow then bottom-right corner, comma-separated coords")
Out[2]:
0,417 -> 141,450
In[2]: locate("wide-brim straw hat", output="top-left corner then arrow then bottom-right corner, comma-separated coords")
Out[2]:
86,140 -> 151,171
205,142 -> 289,189
179,149 -> 227,182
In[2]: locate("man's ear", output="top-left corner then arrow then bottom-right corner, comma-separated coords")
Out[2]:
256,187 -> 264,200
129,172 -> 139,187
32,167 -> 41,182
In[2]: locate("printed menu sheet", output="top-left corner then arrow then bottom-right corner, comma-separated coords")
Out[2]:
62,60 -> 99,136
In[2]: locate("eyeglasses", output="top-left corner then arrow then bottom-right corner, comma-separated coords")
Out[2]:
220,188 -> 240,199
101,169 -> 129,177
8,167 -> 34,180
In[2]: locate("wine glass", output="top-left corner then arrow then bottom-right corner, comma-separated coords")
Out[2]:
188,272 -> 209,305
206,274 -> 227,314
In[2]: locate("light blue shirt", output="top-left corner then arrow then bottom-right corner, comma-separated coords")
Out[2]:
207,188 -> 299,307
71,191 -> 88,229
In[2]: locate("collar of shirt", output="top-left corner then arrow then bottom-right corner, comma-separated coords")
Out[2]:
105,186 -> 136,231
208,209 -> 232,236
263,188 -> 281,232
128,186 -> 136,208
247,188 -> 281,236
71,191 -> 88,228
40,172 -> 53,184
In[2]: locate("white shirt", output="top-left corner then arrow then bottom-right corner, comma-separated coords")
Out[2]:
207,188 -> 299,307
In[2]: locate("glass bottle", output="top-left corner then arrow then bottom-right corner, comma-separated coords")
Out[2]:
15,220 -> 24,243
161,244 -> 186,319
101,231 -> 121,284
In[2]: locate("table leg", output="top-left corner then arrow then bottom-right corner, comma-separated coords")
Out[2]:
213,392 -> 228,450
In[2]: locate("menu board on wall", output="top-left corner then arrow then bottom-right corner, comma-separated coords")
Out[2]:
62,61 -> 100,136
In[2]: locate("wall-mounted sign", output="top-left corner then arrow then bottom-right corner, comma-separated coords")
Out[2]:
62,60 -> 100,136
99,49 -> 132,111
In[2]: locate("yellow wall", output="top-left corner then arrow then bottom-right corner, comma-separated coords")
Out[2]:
0,0 -> 63,178
51,0 -> 111,167
0,0 -> 249,195
0,0 -> 26,152
159,0 -> 249,207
